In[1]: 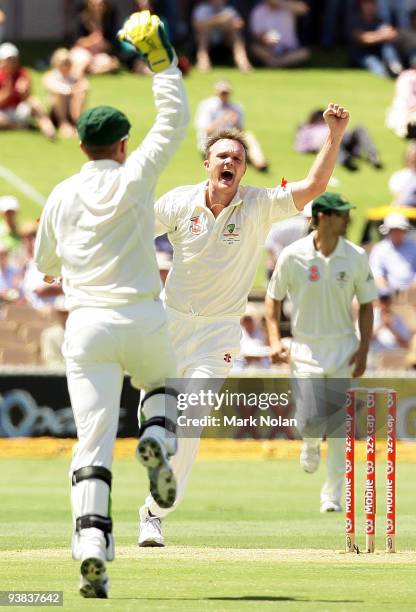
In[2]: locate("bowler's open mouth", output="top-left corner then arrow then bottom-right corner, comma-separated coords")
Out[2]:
220,170 -> 234,182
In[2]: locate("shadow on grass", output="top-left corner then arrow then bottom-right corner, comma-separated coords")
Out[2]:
116,595 -> 363,603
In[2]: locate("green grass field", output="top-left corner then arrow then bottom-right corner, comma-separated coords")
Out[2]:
0,66 -> 408,288
1,455 -> 415,610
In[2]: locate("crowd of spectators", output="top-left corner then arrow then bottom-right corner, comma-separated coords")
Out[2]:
2,0 -> 416,371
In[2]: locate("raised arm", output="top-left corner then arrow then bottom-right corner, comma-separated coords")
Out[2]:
291,104 -> 350,210
119,11 -> 190,180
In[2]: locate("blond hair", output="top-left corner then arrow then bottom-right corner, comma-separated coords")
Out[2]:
51,48 -> 71,69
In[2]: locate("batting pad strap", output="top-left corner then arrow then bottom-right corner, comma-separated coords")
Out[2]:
139,416 -> 176,438
72,466 -> 112,489
76,514 -> 113,535
141,386 -> 178,407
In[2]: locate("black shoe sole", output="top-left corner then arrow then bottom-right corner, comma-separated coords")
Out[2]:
80,558 -> 108,599
137,437 -> 177,509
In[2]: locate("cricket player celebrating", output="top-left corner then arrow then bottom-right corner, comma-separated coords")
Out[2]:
265,193 -> 377,513
138,104 -> 351,546
34,11 -> 189,598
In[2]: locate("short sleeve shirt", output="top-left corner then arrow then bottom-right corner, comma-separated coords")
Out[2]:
267,233 -> 377,341
154,180 -> 297,317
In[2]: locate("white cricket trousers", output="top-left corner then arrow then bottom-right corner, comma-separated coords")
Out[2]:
292,363 -> 352,506
145,307 -> 241,518
64,299 -> 177,558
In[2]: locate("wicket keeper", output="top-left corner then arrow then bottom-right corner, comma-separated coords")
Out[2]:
34,11 -> 189,598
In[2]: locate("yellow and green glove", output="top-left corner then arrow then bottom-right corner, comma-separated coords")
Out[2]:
118,10 -> 174,73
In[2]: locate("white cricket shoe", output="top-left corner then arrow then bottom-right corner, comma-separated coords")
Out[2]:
300,442 -> 321,473
320,500 -> 342,513
138,506 -> 165,547
79,557 -> 109,598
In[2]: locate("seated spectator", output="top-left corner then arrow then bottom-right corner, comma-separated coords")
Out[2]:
369,213 -> 416,291
396,9 -> 416,69
70,0 -> 120,78
195,80 -> 268,171
349,0 -> 403,77
0,43 -> 55,139
192,0 -> 252,72
20,222 -> 63,312
249,0 -> 310,68
0,241 -> 22,303
265,203 -> 311,279
0,196 -> 21,252
0,10 -> 6,43
386,64 -> 416,138
43,48 -> 89,138
370,288 -> 412,353
388,141 -> 416,206
295,108 -> 382,171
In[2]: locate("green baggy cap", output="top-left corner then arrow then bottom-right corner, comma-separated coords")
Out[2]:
77,106 -> 131,147
312,192 -> 356,215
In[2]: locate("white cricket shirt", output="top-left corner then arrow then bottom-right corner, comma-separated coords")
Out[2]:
155,181 -> 297,317
34,66 -> 189,311
268,233 -> 377,340
267,233 -> 377,374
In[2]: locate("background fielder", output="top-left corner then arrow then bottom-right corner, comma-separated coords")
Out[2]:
265,192 -> 377,513
34,10 -> 189,598
138,104 -> 351,546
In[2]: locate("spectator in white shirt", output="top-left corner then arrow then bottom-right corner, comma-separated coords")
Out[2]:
43,48 -> 89,138
388,140 -> 416,206
192,0 -> 252,72
370,288 -> 412,352
195,80 -> 268,171
369,213 -> 416,291
249,0 -> 310,68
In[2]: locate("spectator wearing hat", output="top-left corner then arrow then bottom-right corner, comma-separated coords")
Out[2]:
249,0 -> 310,68
0,42 -> 55,139
388,141 -> 416,206
265,192 -> 377,513
370,287 -> 412,352
195,80 -> 268,171
369,213 -> 416,291
192,0 -> 252,72
0,196 -> 21,252
43,48 -> 89,138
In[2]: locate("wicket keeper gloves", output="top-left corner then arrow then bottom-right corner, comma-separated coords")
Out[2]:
118,10 -> 174,73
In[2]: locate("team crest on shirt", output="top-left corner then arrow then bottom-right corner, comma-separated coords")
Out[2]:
336,271 -> 349,288
308,265 -> 320,282
221,223 -> 241,244
189,215 -> 203,234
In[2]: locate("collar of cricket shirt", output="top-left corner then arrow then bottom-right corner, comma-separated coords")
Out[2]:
199,180 -> 243,212
306,232 -> 347,260
81,160 -> 121,173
